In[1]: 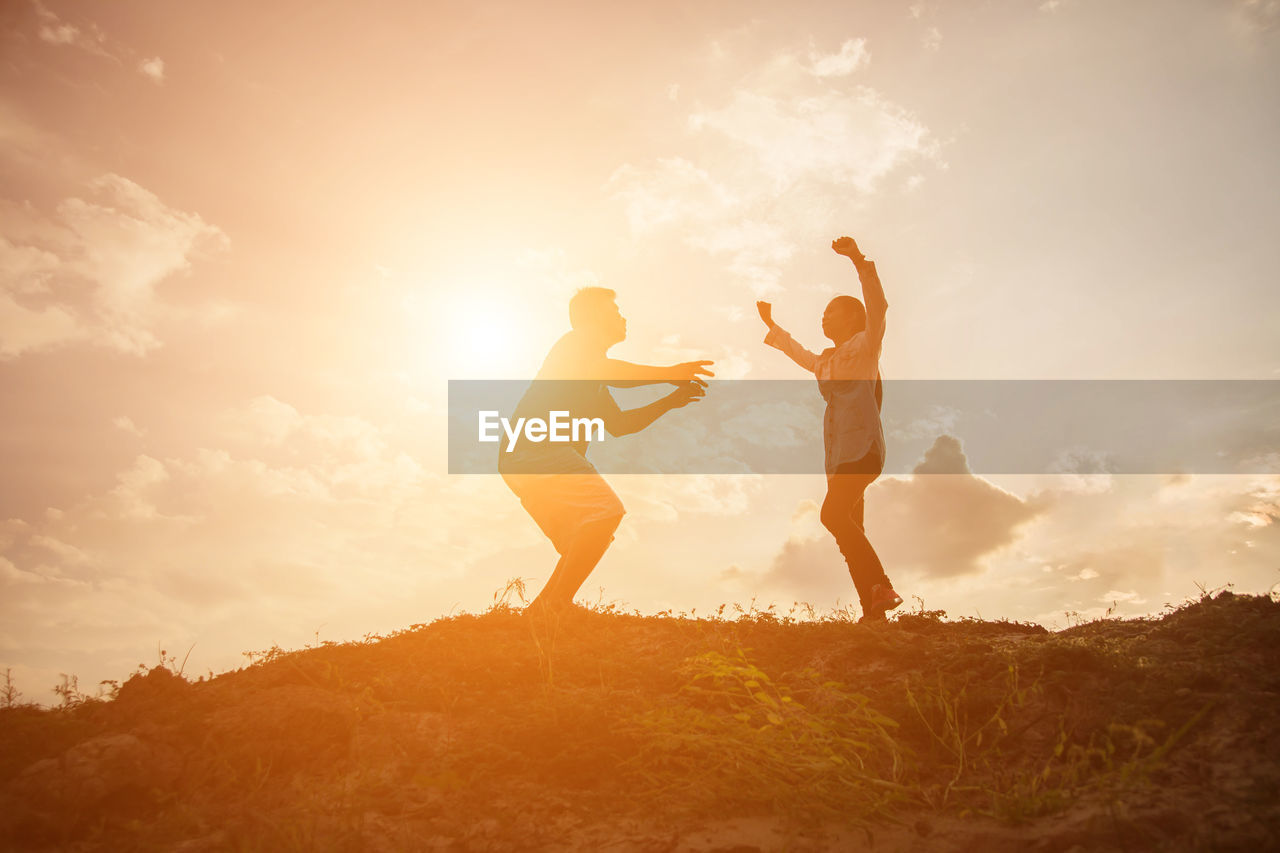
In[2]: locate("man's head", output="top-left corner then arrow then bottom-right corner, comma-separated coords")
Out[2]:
569,286 -> 627,346
822,295 -> 866,344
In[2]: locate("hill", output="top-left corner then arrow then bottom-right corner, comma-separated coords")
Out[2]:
2,589 -> 1278,851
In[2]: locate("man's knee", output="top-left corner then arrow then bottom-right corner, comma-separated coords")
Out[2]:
603,510 -> 624,533
585,511 -> 624,538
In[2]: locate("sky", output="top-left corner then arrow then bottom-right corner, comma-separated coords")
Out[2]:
1,0 -> 1278,705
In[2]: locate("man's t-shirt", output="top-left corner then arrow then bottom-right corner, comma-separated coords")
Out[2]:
509,330 -> 617,458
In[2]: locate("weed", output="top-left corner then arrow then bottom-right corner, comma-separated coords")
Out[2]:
905,660 -> 1037,810
990,701 -> 1213,822
621,647 -> 910,823
1,668 -> 21,709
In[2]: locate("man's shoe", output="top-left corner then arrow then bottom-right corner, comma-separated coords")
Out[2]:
869,584 -> 903,617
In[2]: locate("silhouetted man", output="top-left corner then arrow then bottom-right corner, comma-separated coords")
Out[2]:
500,287 -> 713,616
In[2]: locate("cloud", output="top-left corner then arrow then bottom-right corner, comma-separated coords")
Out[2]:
32,0 -> 110,56
0,290 -> 80,358
909,434 -> 970,474
1225,475 -> 1280,528
137,57 -> 165,84
868,436 -> 1047,578
0,173 -> 229,358
1234,0 -> 1280,30
112,415 -> 144,437
807,38 -> 869,77
651,333 -> 754,381
720,402 -> 813,448
886,404 -> 960,440
0,396 -> 542,703
606,36 -> 940,295
620,475 -> 763,525
758,436 -> 1046,603
687,220 -> 795,295
222,395 -> 307,446
689,87 -> 933,193
109,455 -> 172,521
1045,445 -> 1117,494
1100,589 -> 1147,605
1045,544 -> 1168,593
1005,469 -> 1280,629
759,499 -> 852,602
607,158 -> 738,235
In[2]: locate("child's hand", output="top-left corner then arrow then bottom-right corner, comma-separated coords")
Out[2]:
831,236 -> 866,261
756,301 -> 776,329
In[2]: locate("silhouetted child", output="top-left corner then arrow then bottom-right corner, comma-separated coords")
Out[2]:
757,236 -> 903,622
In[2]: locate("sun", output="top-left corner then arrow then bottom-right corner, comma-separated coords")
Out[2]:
444,292 -> 526,377
393,264 -> 555,384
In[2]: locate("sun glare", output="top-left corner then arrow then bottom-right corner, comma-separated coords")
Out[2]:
439,290 -> 527,378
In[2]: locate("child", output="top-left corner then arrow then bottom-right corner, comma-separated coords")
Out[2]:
757,236 -> 903,622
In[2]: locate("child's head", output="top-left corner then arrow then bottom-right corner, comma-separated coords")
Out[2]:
822,295 -> 866,344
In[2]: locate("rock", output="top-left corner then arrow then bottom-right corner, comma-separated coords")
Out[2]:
4,731 -> 182,844
15,732 -> 180,809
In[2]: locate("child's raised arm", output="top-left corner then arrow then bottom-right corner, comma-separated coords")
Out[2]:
832,237 -> 888,348
757,300 -> 818,373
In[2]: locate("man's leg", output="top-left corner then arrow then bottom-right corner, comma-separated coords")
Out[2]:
529,513 -> 623,610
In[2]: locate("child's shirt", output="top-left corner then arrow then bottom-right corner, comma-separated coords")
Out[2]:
763,260 -> 888,476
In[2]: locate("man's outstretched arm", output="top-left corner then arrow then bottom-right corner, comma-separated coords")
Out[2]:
757,301 -> 818,373
598,358 -> 714,388
600,382 -> 704,437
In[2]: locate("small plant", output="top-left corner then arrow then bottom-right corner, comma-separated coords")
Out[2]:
1192,580 -> 1234,602
2,667 -> 21,708
242,643 -> 290,667
52,673 -> 91,708
492,576 -> 530,609
905,660 -> 1037,810
990,702 -> 1212,823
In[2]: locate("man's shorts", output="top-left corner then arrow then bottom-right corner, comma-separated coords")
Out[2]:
501,469 -> 626,555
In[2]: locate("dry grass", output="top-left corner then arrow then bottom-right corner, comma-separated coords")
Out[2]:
1,588 -> 1278,851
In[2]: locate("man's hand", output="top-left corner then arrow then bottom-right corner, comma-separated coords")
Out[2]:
672,360 -> 714,387
665,381 -> 706,410
756,301 -> 777,330
831,236 -> 866,262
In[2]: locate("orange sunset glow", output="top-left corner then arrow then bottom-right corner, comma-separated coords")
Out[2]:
2,0 -> 1279,849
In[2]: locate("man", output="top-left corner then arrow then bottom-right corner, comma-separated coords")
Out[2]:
757,236 -> 903,623
500,286 -> 713,615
